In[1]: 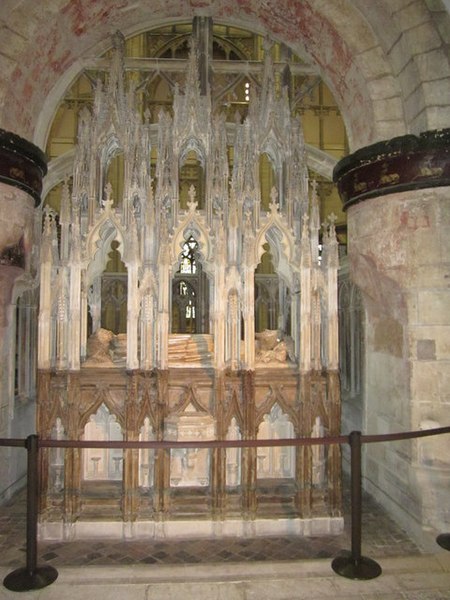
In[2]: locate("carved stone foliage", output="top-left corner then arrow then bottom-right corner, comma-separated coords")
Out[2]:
37,30 -> 342,532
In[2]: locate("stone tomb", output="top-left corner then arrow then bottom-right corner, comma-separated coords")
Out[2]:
37,33 -> 342,540
39,364 -> 342,540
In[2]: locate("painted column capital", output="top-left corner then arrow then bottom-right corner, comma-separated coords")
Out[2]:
334,129 -> 450,210
0,129 -> 47,207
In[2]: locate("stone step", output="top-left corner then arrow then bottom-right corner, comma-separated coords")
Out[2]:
2,553 -> 448,600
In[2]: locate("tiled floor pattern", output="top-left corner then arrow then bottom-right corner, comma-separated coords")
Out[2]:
0,489 -> 449,599
0,485 -> 423,568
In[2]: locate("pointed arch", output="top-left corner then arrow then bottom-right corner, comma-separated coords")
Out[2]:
79,392 -> 125,432
178,142 -> 206,211
86,211 -> 126,286
256,402 -> 295,479
224,385 -> 244,432
100,132 -> 123,168
172,384 -> 210,416
256,386 -> 297,429
179,137 -> 206,169
255,219 -> 295,287
136,377 -> 158,432
171,216 -> 211,274
260,134 -> 283,175
82,402 -> 124,482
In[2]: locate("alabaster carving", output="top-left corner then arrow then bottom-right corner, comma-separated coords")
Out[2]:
83,328 -> 114,365
84,328 -> 127,367
255,329 -> 295,364
168,333 -> 214,365
37,31 -> 342,535
166,411 -> 216,487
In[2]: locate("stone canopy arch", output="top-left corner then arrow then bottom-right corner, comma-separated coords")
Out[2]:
171,210 -> 211,275
99,133 -> 124,168
254,213 -> 295,288
178,138 -> 206,170
86,212 -> 126,286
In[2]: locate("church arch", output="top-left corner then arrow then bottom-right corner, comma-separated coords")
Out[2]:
25,2 -> 434,154
172,219 -> 211,274
255,220 -> 294,282
255,243 -> 279,333
85,218 -> 129,343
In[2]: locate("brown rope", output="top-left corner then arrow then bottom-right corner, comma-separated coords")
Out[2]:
0,425 -> 448,450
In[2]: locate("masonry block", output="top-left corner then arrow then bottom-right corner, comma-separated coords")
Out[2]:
418,290 -> 450,325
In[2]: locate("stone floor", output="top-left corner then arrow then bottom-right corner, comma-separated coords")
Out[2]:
0,485 -> 423,568
0,485 -> 449,599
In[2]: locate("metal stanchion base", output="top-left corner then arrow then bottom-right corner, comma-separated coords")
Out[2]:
437,533 -> 450,551
3,566 -> 58,591
332,554 -> 382,580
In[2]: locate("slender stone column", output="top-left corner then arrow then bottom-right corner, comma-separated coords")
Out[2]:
334,129 -> 450,541
123,372 -> 140,526
0,129 -> 47,500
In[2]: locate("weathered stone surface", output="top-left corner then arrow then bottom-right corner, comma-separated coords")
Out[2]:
418,290 -> 450,325
415,48 -> 450,80
412,105 -> 450,133
403,20 -> 443,54
373,97 -> 405,124
343,181 -> 450,543
373,318 -> 404,357
416,339 -> 436,360
394,1 -> 432,30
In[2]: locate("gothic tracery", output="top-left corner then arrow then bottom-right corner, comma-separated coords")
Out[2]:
37,30 -> 342,538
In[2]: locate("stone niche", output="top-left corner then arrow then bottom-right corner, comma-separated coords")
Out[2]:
166,405 -> 216,487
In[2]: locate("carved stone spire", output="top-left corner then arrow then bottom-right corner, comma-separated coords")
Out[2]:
173,36 -> 210,160
309,180 -> 321,265
300,214 -> 311,268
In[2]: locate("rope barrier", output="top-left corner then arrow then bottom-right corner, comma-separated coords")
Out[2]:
0,438 -> 26,448
38,435 -> 347,450
1,424 -> 448,451
1,425 -> 449,590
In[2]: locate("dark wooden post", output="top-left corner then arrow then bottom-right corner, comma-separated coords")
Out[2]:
3,435 -> 59,591
331,431 -> 382,580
